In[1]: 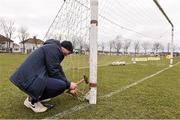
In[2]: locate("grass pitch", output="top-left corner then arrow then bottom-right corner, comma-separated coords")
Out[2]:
0,53 -> 180,119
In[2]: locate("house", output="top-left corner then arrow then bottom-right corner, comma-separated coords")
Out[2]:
19,36 -> 44,54
12,43 -> 21,53
0,34 -> 14,52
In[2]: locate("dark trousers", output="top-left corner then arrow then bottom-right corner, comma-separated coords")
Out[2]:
31,78 -> 67,103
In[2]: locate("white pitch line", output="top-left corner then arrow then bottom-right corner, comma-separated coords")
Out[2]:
45,61 -> 180,119
44,103 -> 90,119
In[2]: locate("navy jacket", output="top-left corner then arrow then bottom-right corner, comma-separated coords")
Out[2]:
10,40 -> 70,100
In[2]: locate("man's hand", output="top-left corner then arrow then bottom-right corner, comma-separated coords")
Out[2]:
70,82 -> 77,90
69,89 -> 78,97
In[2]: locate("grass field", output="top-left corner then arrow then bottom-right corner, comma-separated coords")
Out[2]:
0,53 -> 180,119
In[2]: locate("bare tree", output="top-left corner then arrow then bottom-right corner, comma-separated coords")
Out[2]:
83,42 -> 89,53
0,18 -> 16,52
72,35 -> 79,49
134,40 -> 140,54
18,26 -> 29,53
152,42 -> 161,54
173,45 -> 176,52
141,41 -> 150,55
109,40 -> 114,55
113,35 -> 122,55
99,41 -> 105,53
57,34 -> 62,41
76,36 -> 84,54
123,39 -> 131,54
159,44 -> 164,53
167,42 -> 170,53
79,40 -> 84,54
167,43 -> 175,53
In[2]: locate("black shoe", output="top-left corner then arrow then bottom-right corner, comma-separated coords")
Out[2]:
42,103 -> 55,109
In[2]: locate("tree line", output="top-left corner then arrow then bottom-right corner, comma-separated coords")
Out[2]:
0,18 -> 31,53
98,35 -> 174,55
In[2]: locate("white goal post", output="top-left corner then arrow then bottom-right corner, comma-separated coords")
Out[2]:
89,0 -> 98,104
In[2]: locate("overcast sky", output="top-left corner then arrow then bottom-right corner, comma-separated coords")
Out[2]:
0,0 -> 179,49
0,0 -> 60,42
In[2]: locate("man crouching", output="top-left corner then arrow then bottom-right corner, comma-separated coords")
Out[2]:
10,39 -> 77,113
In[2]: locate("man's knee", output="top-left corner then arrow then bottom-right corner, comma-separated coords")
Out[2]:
56,80 -> 67,92
47,78 -> 68,94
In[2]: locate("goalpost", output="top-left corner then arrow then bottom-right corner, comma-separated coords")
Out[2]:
153,0 -> 174,67
89,0 -> 98,104
44,0 -> 174,105
44,0 -> 98,104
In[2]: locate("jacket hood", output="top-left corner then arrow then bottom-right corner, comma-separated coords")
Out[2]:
43,39 -> 61,48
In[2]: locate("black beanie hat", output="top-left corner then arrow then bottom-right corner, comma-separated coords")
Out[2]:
61,41 -> 73,53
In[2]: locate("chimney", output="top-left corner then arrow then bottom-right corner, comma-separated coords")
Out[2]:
33,36 -> 36,40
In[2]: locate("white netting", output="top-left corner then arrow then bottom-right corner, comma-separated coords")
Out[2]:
44,0 -> 173,77
98,0 -> 171,54
43,0 -> 173,105
44,0 -> 90,51
44,0 -> 91,96
45,0 -> 171,54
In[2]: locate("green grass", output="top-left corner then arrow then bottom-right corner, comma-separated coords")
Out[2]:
67,61 -> 180,119
0,53 -> 180,119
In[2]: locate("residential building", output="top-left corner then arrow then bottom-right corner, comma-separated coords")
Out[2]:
19,36 -> 44,54
0,34 -> 14,52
